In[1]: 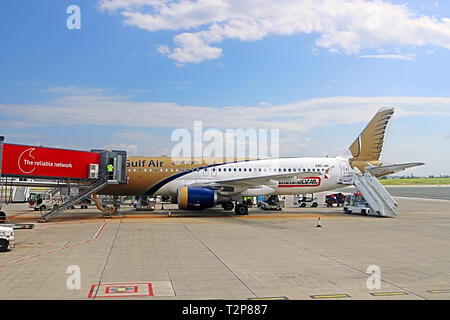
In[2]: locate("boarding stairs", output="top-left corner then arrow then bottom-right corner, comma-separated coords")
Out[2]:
343,172 -> 398,217
38,177 -> 108,222
11,186 -> 30,202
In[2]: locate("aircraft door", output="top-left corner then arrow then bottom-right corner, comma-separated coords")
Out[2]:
338,159 -> 350,181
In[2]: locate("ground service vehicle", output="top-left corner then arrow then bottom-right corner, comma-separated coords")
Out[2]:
29,190 -> 65,212
343,192 -> 372,215
259,195 -> 284,211
0,226 -> 15,252
325,193 -> 345,207
296,194 -> 318,207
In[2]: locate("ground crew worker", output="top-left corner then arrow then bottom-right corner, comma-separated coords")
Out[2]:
107,163 -> 114,180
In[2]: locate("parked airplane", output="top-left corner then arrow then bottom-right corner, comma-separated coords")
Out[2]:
99,108 -> 424,215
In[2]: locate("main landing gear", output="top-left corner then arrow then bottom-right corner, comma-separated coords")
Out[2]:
221,200 -> 248,215
234,203 -> 248,215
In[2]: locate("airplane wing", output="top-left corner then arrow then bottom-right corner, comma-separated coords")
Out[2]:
366,162 -> 425,177
192,171 -> 321,188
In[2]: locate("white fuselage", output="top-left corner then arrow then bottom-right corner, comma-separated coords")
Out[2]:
155,157 -> 352,197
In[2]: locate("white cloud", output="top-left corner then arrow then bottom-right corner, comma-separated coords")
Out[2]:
98,0 -> 450,64
156,44 -> 171,55
168,32 -> 222,64
359,54 -> 414,61
105,143 -> 139,155
2,88 -> 449,174
2,88 -> 450,133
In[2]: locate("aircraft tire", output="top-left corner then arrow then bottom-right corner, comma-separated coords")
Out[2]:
0,239 -> 8,252
221,202 -> 234,211
235,204 -> 248,215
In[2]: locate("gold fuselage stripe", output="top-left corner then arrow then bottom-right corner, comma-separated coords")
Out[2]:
99,156 -> 254,196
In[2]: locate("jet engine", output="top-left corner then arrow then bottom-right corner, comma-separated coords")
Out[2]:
177,187 -> 217,210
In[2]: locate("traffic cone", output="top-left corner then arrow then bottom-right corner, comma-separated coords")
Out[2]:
316,217 -> 322,228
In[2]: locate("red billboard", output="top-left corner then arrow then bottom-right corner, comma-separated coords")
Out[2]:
1,143 -> 101,179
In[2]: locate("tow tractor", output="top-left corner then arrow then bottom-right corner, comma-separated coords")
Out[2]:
294,194 -> 318,208
343,192 -> 372,216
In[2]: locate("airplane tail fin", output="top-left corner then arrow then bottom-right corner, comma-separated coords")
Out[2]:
349,108 -> 394,173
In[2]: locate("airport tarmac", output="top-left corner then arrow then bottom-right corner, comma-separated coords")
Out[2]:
336,185 -> 450,201
0,189 -> 449,300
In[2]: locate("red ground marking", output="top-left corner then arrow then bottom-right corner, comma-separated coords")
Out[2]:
93,220 -> 107,240
10,259 -> 25,264
88,282 -> 154,298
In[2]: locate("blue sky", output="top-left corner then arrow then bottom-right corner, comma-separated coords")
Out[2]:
1,0 -> 449,175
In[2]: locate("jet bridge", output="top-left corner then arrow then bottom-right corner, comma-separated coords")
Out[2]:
341,171 -> 398,217
0,136 -> 128,222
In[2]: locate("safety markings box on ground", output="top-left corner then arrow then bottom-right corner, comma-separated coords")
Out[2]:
88,281 -> 175,298
369,292 -> 409,296
310,294 -> 350,299
427,289 -> 450,294
248,297 -> 289,300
